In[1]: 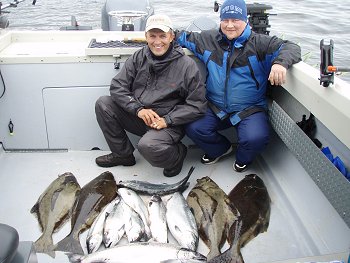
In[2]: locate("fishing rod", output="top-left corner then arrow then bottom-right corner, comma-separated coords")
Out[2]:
327,66 -> 350,73
0,0 -> 25,28
320,39 -> 350,87
0,0 -> 25,11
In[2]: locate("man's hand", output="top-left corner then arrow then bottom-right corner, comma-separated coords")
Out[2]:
151,118 -> 167,130
137,109 -> 161,127
269,64 -> 287,86
137,109 -> 160,128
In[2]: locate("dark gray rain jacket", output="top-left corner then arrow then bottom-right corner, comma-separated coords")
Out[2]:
110,43 -> 207,126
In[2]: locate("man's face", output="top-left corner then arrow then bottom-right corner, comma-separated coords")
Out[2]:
220,19 -> 247,40
145,28 -> 174,56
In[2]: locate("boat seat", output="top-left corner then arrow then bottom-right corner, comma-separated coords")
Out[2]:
0,223 -> 19,263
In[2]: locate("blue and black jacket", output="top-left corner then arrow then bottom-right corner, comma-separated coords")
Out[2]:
177,25 -> 301,124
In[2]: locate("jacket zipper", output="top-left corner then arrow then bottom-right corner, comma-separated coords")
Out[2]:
224,46 -> 232,110
137,69 -> 152,100
247,62 -> 260,89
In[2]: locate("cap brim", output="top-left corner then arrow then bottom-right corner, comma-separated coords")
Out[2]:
145,25 -> 171,32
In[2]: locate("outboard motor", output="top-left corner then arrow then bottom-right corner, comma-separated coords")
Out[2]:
101,0 -> 154,31
213,1 -> 273,35
187,2 -> 273,33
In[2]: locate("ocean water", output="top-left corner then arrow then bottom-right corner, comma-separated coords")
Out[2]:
3,0 -> 350,82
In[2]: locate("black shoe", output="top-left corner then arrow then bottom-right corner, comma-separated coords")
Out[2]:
163,145 -> 187,177
201,146 -> 233,165
233,161 -> 247,172
95,153 -> 135,168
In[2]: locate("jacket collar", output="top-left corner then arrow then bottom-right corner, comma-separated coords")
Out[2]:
145,43 -> 184,73
218,24 -> 251,49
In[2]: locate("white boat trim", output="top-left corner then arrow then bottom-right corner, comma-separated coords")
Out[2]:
0,29 -> 349,263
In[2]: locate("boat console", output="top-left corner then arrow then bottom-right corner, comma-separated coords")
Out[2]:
101,0 -> 154,31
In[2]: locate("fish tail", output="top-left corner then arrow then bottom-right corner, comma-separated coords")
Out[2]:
67,253 -> 83,263
143,225 -> 152,240
209,220 -> 245,263
55,234 -> 84,255
215,247 -> 245,263
207,248 -> 221,261
34,234 -> 56,258
228,220 -> 244,263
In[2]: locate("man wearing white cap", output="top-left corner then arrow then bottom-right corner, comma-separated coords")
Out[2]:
95,14 -> 207,177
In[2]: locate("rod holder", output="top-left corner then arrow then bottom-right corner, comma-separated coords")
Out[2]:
319,39 -> 334,87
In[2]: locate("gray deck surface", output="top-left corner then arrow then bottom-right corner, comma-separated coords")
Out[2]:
0,133 -> 349,263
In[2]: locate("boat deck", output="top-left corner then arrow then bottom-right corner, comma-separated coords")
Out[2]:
0,132 -> 349,263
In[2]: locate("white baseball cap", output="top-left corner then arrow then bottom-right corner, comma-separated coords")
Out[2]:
145,14 -> 173,32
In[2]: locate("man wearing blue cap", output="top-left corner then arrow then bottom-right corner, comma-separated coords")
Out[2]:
177,0 -> 301,172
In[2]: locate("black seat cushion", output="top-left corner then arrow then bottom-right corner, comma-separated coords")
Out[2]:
0,223 -> 19,263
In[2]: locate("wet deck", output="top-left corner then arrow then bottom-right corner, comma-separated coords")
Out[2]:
0,133 -> 349,263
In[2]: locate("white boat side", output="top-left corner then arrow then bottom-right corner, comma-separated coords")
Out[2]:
0,30 -> 349,263
0,30 -> 349,149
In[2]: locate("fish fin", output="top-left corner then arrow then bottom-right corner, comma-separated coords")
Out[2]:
229,220 -> 244,263
186,166 -> 195,178
30,202 -> 46,232
177,166 -> 195,192
207,247 -> 221,261
51,188 -> 64,210
66,253 -> 83,263
208,227 -> 244,263
52,212 -> 70,233
30,202 -> 44,232
54,234 -> 84,255
190,231 -> 199,251
34,234 -> 55,258
209,246 -> 244,263
44,249 -> 56,259
30,202 -> 39,214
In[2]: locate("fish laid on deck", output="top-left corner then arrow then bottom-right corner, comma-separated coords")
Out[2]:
187,176 -> 239,260
166,192 -> 198,251
122,199 -> 146,242
68,242 -> 207,263
160,259 -> 207,263
55,171 -> 118,255
103,195 -> 126,248
148,194 -> 168,243
86,197 -> 118,253
30,172 -> 81,258
117,166 -> 194,195
209,174 -> 271,263
118,187 -> 151,239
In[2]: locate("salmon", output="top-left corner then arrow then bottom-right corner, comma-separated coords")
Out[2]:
117,166 -> 194,195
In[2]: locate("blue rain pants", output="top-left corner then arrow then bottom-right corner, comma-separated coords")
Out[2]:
185,107 -> 270,165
